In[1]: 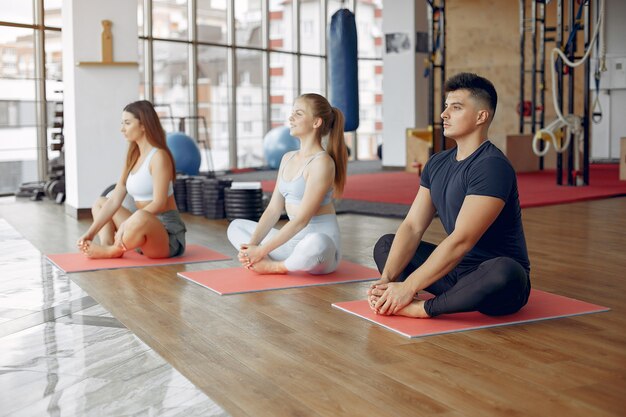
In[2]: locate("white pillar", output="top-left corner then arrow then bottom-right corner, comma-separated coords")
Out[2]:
591,0 -> 626,160
62,0 -> 139,215
381,0 -> 428,168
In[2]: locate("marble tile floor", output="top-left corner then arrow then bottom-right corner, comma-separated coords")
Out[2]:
0,218 -> 229,417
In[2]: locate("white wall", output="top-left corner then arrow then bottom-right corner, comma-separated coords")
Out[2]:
591,0 -> 626,160
381,0 -> 428,167
62,0 -> 139,212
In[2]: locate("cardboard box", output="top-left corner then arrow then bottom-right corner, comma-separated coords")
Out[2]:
506,134 -> 556,173
405,127 -> 452,174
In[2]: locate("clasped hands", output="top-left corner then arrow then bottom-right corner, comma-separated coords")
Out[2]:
76,222 -> 127,255
237,243 -> 265,269
367,279 -> 416,315
76,234 -> 93,255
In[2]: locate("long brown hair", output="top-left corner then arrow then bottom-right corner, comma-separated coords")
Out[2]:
299,93 -> 348,197
122,100 -> 176,181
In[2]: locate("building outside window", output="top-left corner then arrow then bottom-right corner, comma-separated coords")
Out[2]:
0,0 -> 62,194
0,0 -> 383,191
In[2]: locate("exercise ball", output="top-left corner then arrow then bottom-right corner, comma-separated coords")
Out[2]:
263,126 -> 300,169
166,132 -> 201,175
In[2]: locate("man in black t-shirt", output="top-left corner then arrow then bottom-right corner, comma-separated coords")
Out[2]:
368,73 -> 531,318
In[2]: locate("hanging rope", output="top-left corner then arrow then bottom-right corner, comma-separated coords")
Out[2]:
532,0 -> 605,157
591,0 -> 607,124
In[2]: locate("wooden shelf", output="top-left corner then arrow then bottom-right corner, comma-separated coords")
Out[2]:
76,61 -> 138,67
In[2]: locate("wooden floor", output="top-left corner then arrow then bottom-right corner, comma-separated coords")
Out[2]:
1,196 -> 625,417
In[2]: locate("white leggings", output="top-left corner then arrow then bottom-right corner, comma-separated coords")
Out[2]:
227,214 -> 342,274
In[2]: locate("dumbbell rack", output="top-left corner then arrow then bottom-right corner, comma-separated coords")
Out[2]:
16,90 -> 66,202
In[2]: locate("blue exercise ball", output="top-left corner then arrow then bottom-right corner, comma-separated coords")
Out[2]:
166,132 -> 201,175
263,126 -> 300,169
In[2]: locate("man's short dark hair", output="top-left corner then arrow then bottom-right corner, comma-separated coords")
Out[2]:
444,73 -> 498,118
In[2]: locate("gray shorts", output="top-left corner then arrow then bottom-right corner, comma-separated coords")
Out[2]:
156,210 -> 186,257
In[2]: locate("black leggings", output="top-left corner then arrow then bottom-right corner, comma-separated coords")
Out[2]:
373,234 -> 531,317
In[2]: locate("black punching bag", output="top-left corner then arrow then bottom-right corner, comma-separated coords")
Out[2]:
329,9 -> 359,131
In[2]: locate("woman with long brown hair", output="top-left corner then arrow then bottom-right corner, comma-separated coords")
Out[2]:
227,93 -> 348,274
77,100 -> 186,259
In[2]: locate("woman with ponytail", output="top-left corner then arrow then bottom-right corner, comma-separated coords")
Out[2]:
77,100 -> 186,259
227,93 -> 348,274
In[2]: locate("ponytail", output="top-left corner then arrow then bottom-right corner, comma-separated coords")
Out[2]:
299,94 -> 348,197
327,107 -> 348,197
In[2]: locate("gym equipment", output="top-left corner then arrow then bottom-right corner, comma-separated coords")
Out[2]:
161,114 -> 215,176
173,175 -> 188,212
328,8 -> 359,131
17,89 -> 66,203
166,132 -> 202,175
332,289 -> 608,339
46,245 -> 230,273
203,178 -> 232,220
425,1 -> 447,151
523,0 -> 606,185
185,177 -> 206,216
224,186 -> 264,221
263,126 -> 300,169
177,261 -> 378,295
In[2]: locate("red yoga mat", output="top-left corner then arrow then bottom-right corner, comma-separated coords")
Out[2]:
177,260 -> 379,295
261,164 -> 626,208
46,244 -> 230,273
332,289 -> 609,338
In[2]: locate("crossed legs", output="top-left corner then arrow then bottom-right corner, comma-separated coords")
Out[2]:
227,218 -> 340,275
81,197 -> 171,259
371,234 -> 530,318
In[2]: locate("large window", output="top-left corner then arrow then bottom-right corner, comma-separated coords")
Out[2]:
235,49 -> 265,168
300,56 -> 325,96
270,52 -> 296,129
355,0 -> 383,160
235,0 -> 262,48
153,41 -> 190,118
197,0 -> 229,44
0,1 -> 33,25
0,26 -> 38,194
1,0 -> 383,193
0,0 -> 62,194
270,0 -> 294,52
300,1 -> 323,55
197,45 -> 229,171
153,0 -> 189,40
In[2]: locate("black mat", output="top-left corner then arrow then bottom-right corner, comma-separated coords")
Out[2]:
220,160 -> 410,218
335,199 -> 410,218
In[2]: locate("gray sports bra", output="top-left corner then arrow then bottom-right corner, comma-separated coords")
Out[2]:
277,151 -> 333,206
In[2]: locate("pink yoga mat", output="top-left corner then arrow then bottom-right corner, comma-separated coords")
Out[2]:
332,289 -> 609,338
177,260 -> 379,295
46,244 -> 230,273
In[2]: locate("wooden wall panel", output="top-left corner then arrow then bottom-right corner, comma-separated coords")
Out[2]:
444,0 -> 588,161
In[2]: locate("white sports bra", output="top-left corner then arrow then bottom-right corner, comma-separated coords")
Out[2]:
126,147 -> 174,202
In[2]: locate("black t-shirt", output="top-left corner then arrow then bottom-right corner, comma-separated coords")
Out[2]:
421,141 -> 530,274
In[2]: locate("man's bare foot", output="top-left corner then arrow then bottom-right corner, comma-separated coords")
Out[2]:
249,258 -> 287,274
82,241 -> 124,259
368,295 -> 430,318
394,299 -> 431,318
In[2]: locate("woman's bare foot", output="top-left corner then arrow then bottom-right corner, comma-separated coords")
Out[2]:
249,258 -> 287,274
81,241 -> 125,259
368,295 -> 430,318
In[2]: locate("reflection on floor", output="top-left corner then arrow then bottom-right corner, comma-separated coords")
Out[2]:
0,219 -> 228,417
